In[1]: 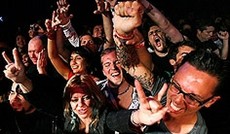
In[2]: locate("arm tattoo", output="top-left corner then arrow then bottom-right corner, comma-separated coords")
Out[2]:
133,72 -> 154,91
115,38 -> 154,91
116,39 -> 140,69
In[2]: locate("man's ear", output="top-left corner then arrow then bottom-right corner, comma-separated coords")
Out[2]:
169,59 -> 176,66
204,96 -> 221,108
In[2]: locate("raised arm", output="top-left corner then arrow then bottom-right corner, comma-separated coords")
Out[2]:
2,48 -> 32,93
113,1 -> 154,90
2,48 -> 64,115
57,0 -> 80,48
140,0 -> 184,43
94,0 -> 114,49
54,0 -> 72,61
55,26 -> 71,62
45,12 -> 71,80
218,30 -> 229,60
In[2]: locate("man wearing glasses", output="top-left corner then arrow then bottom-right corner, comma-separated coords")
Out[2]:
169,78 -> 215,107
112,1 -> 228,133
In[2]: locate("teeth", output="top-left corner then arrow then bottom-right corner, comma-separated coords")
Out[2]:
170,102 -> 181,111
78,108 -> 87,114
155,38 -> 160,42
111,72 -> 119,77
72,65 -> 79,69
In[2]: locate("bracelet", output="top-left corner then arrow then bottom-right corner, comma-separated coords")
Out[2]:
59,20 -> 71,29
115,30 -> 134,40
46,31 -> 56,40
130,110 -> 141,127
135,41 -> 145,49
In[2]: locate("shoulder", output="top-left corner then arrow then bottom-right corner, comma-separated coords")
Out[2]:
189,112 -> 208,134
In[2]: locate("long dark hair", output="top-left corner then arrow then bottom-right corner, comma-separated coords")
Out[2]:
63,74 -> 106,132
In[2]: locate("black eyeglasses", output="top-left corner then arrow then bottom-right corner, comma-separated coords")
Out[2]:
169,79 -> 213,106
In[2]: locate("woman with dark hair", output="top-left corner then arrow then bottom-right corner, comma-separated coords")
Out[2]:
63,74 -> 113,134
46,28 -> 99,81
45,19 -> 100,82
2,48 -> 165,134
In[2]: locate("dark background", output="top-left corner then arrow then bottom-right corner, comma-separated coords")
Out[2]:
0,0 -> 229,46
0,0 -> 230,133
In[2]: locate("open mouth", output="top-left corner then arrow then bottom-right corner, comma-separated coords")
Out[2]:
155,38 -> 160,42
155,38 -> 162,47
111,72 -> 120,77
168,101 -> 183,114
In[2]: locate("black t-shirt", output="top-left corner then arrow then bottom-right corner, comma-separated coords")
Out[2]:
0,101 -> 61,134
193,37 -> 218,52
151,52 -> 174,82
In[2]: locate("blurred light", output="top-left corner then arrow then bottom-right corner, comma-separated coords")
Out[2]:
0,16 -> 3,22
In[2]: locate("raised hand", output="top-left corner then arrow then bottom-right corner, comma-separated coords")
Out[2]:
45,11 -> 59,32
57,0 -> 70,13
131,80 -> 168,126
45,11 -> 60,40
105,0 -> 117,8
112,1 -> 144,35
2,48 -> 26,83
37,49 -> 47,75
56,0 -> 73,25
93,0 -> 110,14
217,31 -> 229,40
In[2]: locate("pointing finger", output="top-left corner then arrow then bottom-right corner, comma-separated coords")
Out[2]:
135,79 -> 150,109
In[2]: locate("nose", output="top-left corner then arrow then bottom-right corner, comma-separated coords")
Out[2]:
71,57 -> 76,63
84,40 -> 89,44
174,93 -> 184,103
110,62 -> 117,70
77,99 -> 84,107
29,51 -> 35,57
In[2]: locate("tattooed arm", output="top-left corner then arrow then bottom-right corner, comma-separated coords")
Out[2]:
140,0 -> 184,43
113,1 -> 154,90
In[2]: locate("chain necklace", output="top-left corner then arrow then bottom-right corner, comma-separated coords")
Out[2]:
117,84 -> 130,96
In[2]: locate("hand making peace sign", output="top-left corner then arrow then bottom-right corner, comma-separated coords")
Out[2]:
2,48 -> 26,83
2,48 -> 33,93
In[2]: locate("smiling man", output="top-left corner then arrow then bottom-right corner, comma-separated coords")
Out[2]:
112,1 -> 229,133
149,50 -> 223,133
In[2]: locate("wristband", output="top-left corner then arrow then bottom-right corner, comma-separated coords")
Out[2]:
59,20 -> 71,29
115,30 -> 134,40
130,110 -> 141,127
135,41 -> 145,49
46,31 -> 56,40
130,110 -> 147,132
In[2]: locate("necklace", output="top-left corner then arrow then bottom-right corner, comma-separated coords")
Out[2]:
118,84 -> 130,95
